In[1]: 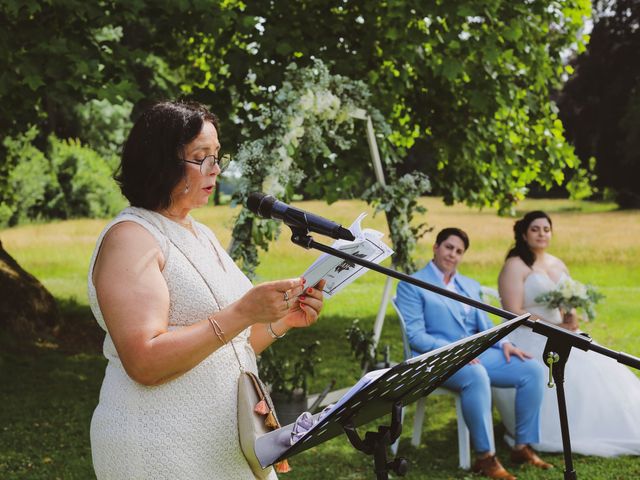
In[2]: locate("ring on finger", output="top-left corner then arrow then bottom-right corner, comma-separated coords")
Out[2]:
283,291 -> 290,309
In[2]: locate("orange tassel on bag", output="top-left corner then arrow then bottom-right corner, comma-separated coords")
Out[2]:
264,412 -> 279,429
254,399 -> 269,415
275,459 -> 291,473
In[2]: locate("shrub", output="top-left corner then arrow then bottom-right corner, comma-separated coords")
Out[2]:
1,127 -> 63,226
49,136 -> 125,218
0,127 -> 125,228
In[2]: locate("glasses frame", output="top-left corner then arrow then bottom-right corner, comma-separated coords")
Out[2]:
183,154 -> 231,175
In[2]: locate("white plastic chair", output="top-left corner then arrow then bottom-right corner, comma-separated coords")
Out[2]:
390,297 -> 472,470
480,286 -> 501,305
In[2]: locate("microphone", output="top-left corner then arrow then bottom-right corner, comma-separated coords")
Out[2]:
247,192 -> 356,242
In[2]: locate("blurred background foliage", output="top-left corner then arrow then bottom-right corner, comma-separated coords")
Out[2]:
3,0 -> 623,229
1,0 -> 638,266
558,0 -> 640,208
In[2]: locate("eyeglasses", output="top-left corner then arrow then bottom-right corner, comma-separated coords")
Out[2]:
183,154 -> 231,175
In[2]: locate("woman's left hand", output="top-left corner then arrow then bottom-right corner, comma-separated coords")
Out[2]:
282,280 -> 326,329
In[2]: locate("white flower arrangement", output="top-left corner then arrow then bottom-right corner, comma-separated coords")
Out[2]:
535,277 -> 604,321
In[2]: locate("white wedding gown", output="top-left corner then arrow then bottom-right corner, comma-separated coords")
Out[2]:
494,271 -> 640,456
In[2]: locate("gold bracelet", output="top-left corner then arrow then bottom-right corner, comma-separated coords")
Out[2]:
267,322 -> 286,339
208,315 -> 227,344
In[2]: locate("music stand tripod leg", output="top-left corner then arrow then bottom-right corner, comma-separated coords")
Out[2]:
343,401 -> 409,480
543,339 -> 578,480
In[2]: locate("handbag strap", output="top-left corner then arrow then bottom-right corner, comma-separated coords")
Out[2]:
128,211 -> 247,373
169,235 -> 247,373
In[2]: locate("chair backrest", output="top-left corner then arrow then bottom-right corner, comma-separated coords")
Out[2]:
390,296 -> 413,361
480,285 -> 501,304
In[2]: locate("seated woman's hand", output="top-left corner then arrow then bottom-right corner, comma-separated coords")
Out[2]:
560,310 -> 580,331
282,280 -> 326,329
233,278 -> 306,325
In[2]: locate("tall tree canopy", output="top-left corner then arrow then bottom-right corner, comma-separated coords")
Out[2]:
2,0 -> 590,213
559,0 -> 640,208
1,0 -> 592,337
189,0 -> 591,212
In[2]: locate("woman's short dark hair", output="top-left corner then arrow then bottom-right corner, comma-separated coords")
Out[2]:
115,101 -> 219,210
435,227 -> 470,250
506,210 -> 553,267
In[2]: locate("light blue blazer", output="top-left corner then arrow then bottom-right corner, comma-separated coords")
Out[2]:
396,261 -> 503,357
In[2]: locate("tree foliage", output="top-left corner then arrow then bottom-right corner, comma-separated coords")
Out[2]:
558,0 -> 640,208
0,128 -> 125,227
1,0 -> 593,268
188,0 -> 591,214
0,0 -> 249,141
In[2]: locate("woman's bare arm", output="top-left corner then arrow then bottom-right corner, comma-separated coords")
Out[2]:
498,257 -> 529,315
93,222 -> 303,385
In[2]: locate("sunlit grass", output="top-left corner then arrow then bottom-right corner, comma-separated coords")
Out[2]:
1,197 -> 639,479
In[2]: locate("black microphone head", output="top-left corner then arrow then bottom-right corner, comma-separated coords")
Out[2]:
247,192 -> 276,219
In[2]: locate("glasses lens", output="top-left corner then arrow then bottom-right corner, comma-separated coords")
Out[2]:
199,154 -> 231,175
218,154 -> 231,173
199,156 -> 215,175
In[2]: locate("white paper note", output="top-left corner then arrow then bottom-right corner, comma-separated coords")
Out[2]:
301,213 -> 394,298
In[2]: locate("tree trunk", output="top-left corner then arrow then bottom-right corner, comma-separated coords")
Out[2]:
0,239 -> 59,340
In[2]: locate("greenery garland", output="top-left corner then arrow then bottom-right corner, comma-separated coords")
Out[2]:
230,59 -> 430,277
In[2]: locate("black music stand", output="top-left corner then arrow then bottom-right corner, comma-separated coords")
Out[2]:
255,314 -> 530,479
272,226 -> 640,479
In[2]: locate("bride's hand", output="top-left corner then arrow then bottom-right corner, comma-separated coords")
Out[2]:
560,310 -> 579,331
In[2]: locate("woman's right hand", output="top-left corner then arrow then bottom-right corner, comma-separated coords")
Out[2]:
560,310 -> 579,331
232,278 -> 306,325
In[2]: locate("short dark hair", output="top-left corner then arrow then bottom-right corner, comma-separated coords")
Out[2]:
435,227 -> 470,250
115,101 -> 219,210
506,210 -> 553,267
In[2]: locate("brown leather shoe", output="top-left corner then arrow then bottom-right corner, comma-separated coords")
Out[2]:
472,455 -> 517,480
510,445 -> 553,469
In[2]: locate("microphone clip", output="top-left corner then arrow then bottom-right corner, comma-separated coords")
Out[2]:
290,227 -> 314,249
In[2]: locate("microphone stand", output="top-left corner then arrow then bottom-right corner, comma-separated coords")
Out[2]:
289,228 -> 640,480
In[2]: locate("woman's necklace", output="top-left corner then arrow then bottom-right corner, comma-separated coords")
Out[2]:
159,210 -> 193,230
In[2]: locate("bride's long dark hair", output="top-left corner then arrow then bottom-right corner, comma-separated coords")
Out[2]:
506,210 -> 553,267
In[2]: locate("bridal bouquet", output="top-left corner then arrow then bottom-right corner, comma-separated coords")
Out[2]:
535,277 -> 604,321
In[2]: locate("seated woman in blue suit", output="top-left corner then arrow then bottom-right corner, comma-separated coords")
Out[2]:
396,227 -> 551,480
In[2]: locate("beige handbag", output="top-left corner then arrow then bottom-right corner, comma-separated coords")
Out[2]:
237,369 -> 287,478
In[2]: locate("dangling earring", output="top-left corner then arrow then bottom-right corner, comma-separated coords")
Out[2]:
184,181 -> 190,193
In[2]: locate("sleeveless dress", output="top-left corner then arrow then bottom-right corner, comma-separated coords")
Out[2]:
87,207 -> 277,479
494,271 -> 640,456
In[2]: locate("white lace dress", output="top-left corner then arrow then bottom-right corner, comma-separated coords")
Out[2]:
494,271 -> 640,456
88,207 -> 277,479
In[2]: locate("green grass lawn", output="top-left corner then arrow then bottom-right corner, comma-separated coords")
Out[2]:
1,197 -> 640,479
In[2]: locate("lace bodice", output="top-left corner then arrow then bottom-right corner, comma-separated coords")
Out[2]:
523,271 -> 565,325
88,207 -> 273,479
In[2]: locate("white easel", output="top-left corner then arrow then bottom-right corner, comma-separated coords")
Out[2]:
306,109 -> 395,409
349,108 -> 394,358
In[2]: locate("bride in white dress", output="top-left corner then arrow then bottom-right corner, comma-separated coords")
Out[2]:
493,211 -> 640,457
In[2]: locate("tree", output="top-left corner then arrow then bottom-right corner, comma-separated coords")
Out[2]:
2,1 -> 591,216
558,0 -> 640,208
187,0 -> 591,215
0,239 -> 59,339
0,1 -> 594,336
0,0 -> 251,338
193,1 -> 591,274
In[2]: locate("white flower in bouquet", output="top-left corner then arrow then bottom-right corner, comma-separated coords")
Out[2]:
535,277 -> 604,321
298,90 -> 315,111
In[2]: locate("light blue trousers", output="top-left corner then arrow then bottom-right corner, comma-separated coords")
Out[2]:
442,347 -> 546,454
